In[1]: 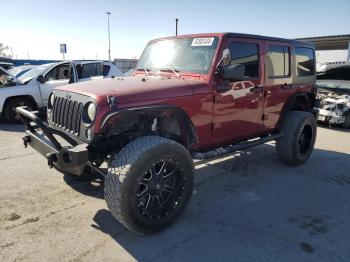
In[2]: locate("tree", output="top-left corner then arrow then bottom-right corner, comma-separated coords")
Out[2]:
0,43 -> 10,57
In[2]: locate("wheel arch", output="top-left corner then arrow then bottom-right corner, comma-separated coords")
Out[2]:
277,92 -> 316,128
2,95 -> 38,116
100,105 -> 198,149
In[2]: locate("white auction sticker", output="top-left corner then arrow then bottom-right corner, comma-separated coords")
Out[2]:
191,37 -> 214,47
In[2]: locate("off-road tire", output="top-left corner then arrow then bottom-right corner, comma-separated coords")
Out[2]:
342,111 -> 350,129
104,136 -> 194,234
4,97 -> 35,124
276,111 -> 316,165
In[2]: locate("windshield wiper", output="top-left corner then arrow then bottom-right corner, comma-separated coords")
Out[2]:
136,67 -> 150,76
159,68 -> 180,77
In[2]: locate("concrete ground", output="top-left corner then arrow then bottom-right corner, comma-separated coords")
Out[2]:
0,121 -> 349,262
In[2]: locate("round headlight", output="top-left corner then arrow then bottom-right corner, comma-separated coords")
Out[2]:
48,93 -> 55,110
87,103 -> 96,122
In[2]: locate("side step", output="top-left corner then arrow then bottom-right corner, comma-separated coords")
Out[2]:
192,132 -> 283,160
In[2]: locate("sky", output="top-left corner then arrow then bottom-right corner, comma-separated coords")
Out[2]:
0,0 -> 349,60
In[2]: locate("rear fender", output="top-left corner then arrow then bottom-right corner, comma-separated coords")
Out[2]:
278,92 -> 316,128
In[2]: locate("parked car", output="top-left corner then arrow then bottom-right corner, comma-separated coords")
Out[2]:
316,79 -> 350,128
17,33 -> 317,234
0,66 -> 20,87
0,60 -> 122,123
0,57 -> 15,70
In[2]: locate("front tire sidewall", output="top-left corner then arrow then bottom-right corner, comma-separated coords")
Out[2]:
105,136 -> 194,234
5,98 -> 34,124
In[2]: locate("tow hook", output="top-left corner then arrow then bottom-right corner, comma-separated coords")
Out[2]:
46,153 -> 58,168
22,135 -> 31,148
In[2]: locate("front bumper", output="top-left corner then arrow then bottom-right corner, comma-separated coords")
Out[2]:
16,107 -> 89,175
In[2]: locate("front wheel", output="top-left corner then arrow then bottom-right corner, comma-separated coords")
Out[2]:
4,98 -> 35,124
104,136 -> 194,234
276,111 -> 317,165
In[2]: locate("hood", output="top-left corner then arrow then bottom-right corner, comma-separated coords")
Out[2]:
55,76 -> 206,106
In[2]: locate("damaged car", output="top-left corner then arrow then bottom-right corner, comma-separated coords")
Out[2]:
316,64 -> 350,128
0,61 -> 122,123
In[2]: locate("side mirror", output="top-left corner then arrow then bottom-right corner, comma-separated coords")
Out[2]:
37,75 -> 45,83
222,64 -> 245,81
215,48 -> 232,75
222,48 -> 231,66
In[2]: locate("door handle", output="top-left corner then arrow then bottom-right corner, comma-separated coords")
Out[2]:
281,83 -> 293,89
250,85 -> 263,93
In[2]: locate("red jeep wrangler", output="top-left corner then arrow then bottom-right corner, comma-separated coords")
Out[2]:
17,33 -> 318,234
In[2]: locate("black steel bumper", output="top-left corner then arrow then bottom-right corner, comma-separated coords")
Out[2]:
16,107 -> 89,175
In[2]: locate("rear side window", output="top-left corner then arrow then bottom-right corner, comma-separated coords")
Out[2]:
228,42 -> 259,78
79,63 -> 102,79
295,47 -> 315,76
267,45 -> 290,78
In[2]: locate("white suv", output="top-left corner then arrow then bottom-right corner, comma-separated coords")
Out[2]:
0,60 -> 122,123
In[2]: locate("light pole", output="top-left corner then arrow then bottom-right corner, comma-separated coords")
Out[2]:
175,18 -> 178,36
106,11 -> 111,61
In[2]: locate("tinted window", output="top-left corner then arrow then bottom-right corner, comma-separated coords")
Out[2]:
295,47 -> 315,76
79,63 -> 102,79
228,42 -> 259,78
267,45 -> 290,78
45,64 -> 69,81
103,65 -> 110,76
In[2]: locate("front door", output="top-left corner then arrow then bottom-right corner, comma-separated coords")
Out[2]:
212,38 -> 265,140
40,63 -> 70,106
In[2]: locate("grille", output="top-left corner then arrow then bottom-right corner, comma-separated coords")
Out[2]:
52,96 -> 83,135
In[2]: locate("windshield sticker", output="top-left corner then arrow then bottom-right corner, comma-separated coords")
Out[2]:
191,37 -> 214,47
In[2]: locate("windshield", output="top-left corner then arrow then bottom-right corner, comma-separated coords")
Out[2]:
317,80 -> 350,90
18,63 -> 52,82
137,37 -> 219,74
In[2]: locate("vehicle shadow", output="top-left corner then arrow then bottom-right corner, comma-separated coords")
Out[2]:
0,120 -> 25,133
62,169 -> 107,199
317,122 -> 350,133
88,143 -> 350,261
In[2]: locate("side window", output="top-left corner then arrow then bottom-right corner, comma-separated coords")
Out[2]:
103,65 -> 110,76
228,42 -> 259,78
267,45 -> 290,78
79,63 -> 102,79
45,64 -> 69,81
295,47 -> 315,76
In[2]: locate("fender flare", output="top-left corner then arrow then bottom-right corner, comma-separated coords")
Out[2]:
100,105 -> 198,148
278,92 -> 315,128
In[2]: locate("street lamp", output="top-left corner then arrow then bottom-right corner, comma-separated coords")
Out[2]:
175,18 -> 178,36
106,11 -> 111,61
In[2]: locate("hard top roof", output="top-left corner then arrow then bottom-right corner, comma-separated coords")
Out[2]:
153,32 -> 314,47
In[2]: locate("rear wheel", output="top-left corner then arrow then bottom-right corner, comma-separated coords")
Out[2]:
276,111 -> 317,165
4,97 -> 35,124
104,136 -> 194,234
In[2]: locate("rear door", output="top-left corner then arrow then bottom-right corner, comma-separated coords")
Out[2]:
212,38 -> 265,139
262,41 -> 293,129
